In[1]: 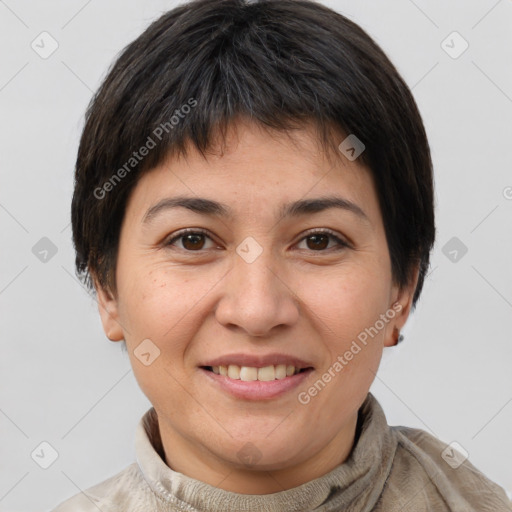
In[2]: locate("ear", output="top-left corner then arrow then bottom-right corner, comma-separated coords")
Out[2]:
384,264 -> 420,348
93,276 -> 124,342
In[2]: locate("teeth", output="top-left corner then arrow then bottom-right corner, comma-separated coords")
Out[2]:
228,364 -> 240,379
275,364 -> 287,379
213,364 -> 304,381
240,366 -> 258,381
257,365 -> 275,381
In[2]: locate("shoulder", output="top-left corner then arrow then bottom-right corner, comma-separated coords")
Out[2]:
382,425 -> 512,511
50,463 -> 153,512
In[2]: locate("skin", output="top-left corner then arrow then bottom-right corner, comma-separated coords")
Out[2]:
95,118 -> 418,494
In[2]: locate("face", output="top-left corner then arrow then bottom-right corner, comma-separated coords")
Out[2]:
97,118 -> 417,493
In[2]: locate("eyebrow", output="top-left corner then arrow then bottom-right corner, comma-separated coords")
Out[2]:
142,195 -> 369,224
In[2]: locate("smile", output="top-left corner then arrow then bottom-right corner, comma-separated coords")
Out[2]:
199,365 -> 314,400
203,364 -> 310,381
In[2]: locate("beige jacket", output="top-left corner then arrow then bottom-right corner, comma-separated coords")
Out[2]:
51,393 -> 512,511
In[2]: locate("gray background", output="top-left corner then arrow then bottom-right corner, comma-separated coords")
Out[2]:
1,0 -> 511,510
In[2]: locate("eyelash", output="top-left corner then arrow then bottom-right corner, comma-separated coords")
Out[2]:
164,228 -> 350,253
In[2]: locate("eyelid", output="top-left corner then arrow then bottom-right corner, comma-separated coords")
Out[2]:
165,227 -> 350,252
165,227 -> 216,248
297,228 -> 351,249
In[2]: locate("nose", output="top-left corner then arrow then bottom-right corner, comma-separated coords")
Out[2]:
214,249 -> 300,337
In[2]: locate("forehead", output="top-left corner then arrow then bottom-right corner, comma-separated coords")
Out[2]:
125,118 -> 379,224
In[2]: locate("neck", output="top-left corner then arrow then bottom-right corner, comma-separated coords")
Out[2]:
158,412 -> 359,494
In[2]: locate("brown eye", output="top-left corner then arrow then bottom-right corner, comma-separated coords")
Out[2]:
306,234 -> 329,250
182,233 -> 206,250
166,230 -> 216,251
296,230 -> 349,252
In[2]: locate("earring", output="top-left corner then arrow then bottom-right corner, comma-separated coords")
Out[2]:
393,327 -> 404,345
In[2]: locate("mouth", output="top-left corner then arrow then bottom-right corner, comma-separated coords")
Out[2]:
199,364 -> 315,400
200,364 -> 313,381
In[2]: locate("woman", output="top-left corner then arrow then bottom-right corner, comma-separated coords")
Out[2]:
53,0 -> 512,510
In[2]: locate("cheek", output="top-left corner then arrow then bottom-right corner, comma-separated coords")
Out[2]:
296,261 -> 391,393
117,264 -> 218,348
293,269 -> 388,429
115,264 -> 215,410
302,263 -> 390,339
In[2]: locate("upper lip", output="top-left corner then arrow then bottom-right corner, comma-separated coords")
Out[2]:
199,353 -> 314,369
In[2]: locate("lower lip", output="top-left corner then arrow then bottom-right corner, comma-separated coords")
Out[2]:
199,367 -> 314,400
